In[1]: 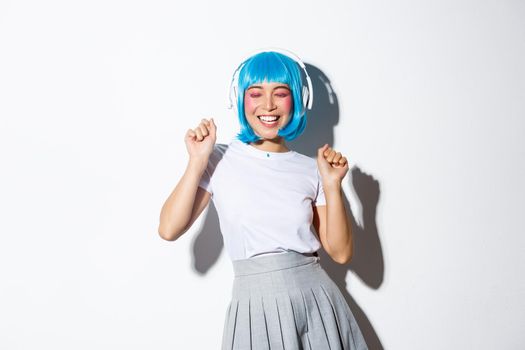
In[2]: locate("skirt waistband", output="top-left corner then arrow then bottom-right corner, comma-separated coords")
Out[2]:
232,251 -> 320,277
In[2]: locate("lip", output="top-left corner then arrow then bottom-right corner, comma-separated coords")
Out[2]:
257,115 -> 280,128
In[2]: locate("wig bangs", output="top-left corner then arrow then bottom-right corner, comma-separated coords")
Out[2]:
239,53 -> 292,90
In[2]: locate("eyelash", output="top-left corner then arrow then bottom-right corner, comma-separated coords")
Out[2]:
249,93 -> 289,98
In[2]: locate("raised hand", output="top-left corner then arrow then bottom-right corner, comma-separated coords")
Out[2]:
185,118 -> 217,161
316,144 -> 350,185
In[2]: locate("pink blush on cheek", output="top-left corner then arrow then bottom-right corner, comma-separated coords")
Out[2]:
282,95 -> 293,112
244,95 -> 256,111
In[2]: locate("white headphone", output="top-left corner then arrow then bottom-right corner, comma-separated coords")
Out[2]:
227,48 -> 314,113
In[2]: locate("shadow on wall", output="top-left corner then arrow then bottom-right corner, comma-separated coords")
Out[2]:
190,63 -> 385,350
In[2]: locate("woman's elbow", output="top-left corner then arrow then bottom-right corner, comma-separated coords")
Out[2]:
158,225 -> 184,241
333,253 -> 353,265
332,247 -> 353,265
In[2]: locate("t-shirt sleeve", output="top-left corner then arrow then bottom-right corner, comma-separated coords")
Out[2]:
198,165 -> 213,194
197,144 -> 226,195
313,168 -> 326,206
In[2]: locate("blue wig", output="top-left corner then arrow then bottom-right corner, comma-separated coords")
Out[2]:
234,51 -> 307,143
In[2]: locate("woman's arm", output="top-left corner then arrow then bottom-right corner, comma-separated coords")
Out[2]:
313,144 -> 353,264
158,159 -> 211,241
158,118 -> 216,241
312,183 -> 353,264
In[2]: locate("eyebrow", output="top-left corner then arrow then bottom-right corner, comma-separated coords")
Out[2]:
247,85 -> 290,91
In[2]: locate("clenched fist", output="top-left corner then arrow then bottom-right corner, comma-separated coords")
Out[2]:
316,144 -> 349,185
185,118 -> 217,161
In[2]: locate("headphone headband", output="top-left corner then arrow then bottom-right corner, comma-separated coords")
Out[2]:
227,48 -> 314,112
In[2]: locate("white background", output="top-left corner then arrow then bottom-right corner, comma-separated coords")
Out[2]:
1,0 -> 524,349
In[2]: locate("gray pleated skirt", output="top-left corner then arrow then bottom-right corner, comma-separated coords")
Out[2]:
221,251 -> 368,350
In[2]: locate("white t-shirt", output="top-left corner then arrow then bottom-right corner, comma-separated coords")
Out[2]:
198,137 -> 326,261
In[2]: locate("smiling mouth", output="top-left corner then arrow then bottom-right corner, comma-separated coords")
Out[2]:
257,115 -> 280,127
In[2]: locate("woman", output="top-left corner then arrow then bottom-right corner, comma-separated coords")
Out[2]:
159,50 -> 368,349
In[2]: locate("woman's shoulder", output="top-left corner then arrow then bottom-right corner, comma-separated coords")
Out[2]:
213,142 -> 229,154
214,137 -> 240,153
290,150 -> 317,167
207,143 -> 229,165
282,150 -> 320,181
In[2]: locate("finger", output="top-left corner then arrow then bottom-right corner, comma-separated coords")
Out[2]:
332,152 -> 342,163
326,149 -> 336,163
209,118 -> 217,136
323,146 -> 332,158
338,156 -> 348,165
198,123 -> 209,137
201,118 -> 212,131
194,127 -> 204,141
318,144 -> 329,160
186,129 -> 196,140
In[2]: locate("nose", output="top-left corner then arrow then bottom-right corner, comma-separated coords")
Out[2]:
264,93 -> 276,111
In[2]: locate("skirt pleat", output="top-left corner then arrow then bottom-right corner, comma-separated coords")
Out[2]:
222,251 -> 368,350
262,297 -> 284,350
250,296 -> 269,350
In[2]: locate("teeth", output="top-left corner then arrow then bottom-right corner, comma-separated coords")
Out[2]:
259,116 -> 279,122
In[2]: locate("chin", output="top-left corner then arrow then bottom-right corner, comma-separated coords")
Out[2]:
255,130 -> 280,140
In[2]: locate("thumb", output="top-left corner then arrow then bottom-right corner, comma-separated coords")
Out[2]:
209,117 -> 217,138
317,144 -> 329,161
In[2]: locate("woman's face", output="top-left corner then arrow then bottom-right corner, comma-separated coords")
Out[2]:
243,82 -> 293,141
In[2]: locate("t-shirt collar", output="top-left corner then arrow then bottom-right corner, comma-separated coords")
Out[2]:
230,138 -> 296,160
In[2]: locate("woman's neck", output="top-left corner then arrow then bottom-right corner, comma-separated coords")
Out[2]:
249,137 -> 290,153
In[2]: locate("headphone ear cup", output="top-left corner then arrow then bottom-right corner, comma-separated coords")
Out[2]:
302,85 -> 309,112
229,84 -> 238,110
228,64 -> 242,109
